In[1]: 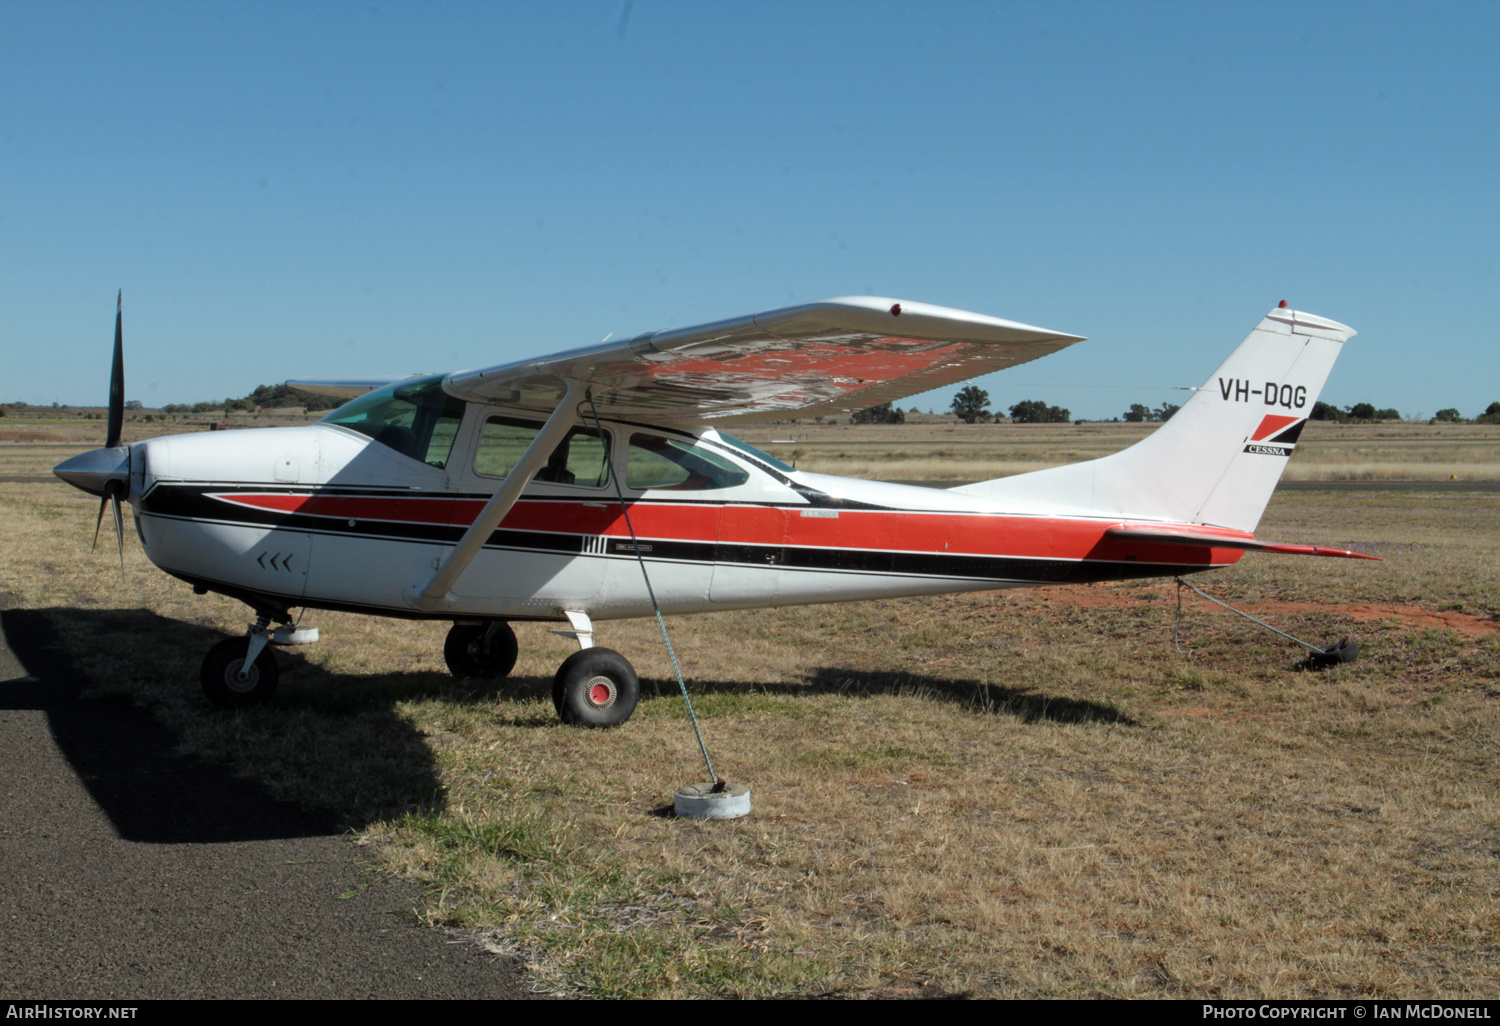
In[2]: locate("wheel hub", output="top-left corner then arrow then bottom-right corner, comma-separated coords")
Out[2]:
227,660 -> 258,692
586,675 -> 616,709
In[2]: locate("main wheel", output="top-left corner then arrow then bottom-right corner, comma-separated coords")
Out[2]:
201,637 -> 279,707
552,648 -> 639,728
443,621 -> 519,679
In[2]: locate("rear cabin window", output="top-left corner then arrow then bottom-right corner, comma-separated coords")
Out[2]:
475,418 -> 610,487
626,434 -> 750,491
320,375 -> 465,468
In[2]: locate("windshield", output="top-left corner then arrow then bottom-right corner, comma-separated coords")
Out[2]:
320,375 -> 465,468
713,432 -> 795,473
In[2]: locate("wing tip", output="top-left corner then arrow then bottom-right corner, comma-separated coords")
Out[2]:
774,296 -> 1086,344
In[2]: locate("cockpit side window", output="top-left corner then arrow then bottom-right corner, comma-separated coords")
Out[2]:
626,433 -> 750,491
320,375 -> 465,468
475,417 -> 609,487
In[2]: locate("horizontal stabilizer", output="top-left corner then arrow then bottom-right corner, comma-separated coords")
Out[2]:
1103,525 -> 1380,560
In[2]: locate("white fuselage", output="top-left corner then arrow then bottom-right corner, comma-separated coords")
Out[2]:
127,407 -> 1234,625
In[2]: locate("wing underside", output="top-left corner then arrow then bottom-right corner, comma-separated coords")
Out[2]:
440,296 -> 1085,424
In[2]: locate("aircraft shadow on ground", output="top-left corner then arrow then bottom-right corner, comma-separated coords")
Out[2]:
636,668 -> 1139,727
0,606 -> 1132,847
408,665 -> 1135,727
0,605 -> 448,844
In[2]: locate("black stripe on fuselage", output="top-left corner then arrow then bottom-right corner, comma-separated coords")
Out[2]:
138,484 -> 1217,588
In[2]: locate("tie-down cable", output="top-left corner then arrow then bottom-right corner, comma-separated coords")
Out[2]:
577,390 -> 750,818
1174,576 -> 1358,668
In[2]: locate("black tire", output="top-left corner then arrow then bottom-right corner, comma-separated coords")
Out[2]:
201,636 -> 279,707
552,648 -> 639,728
443,621 -> 519,679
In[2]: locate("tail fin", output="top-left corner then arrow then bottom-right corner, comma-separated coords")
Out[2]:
951,306 -> 1355,532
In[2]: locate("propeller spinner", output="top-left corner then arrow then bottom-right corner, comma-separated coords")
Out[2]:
53,291 -> 131,573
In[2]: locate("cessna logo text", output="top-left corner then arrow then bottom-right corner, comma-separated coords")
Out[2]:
1220,378 -> 1307,410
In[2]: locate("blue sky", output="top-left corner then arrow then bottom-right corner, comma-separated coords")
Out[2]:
3,0 -> 1497,420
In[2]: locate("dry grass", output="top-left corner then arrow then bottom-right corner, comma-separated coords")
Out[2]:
3,427 -> 1499,998
1222,492 -> 1500,611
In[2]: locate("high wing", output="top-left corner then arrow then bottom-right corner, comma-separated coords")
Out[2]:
439,296 -> 1085,424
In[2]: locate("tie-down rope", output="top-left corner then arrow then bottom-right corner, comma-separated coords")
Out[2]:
581,391 -> 719,786
1174,576 -> 1342,659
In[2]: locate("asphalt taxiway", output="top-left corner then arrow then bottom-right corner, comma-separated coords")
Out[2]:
0,595 -> 535,1000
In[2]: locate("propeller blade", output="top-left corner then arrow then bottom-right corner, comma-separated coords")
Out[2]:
111,488 -> 125,575
92,493 -> 109,553
106,290 -> 124,449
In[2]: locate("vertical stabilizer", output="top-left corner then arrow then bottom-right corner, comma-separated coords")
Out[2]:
951,307 -> 1355,532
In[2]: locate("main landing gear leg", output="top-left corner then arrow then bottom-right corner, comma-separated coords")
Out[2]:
444,620 -> 519,679
548,610 -> 638,728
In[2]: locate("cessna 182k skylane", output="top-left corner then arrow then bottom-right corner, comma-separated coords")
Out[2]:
55,295 -> 1374,726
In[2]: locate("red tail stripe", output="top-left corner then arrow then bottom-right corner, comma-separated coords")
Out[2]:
1251,414 -> 1300,441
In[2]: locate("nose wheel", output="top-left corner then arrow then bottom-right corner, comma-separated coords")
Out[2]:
201,636 -> 280,706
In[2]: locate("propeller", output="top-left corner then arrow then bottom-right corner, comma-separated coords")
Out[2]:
52,292 -> 134,572
107,289 -> 124,449
90,291 -> 128,573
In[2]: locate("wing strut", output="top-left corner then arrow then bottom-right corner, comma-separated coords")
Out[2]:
405,379 -> 585,612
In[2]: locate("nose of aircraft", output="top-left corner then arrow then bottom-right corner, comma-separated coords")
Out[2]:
54,445 -> 131,497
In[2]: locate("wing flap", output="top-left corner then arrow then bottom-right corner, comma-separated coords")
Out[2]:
444,296 -> 1084,424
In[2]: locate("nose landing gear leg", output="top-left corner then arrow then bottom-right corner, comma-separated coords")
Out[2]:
201,616 -> 280,707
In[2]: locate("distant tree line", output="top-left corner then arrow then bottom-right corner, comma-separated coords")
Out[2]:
1302,401 -> 1500,424
851,402 -> 905,425
1430,401 -> 1500,424
1008,399 -> 1071,423
244,383 -> 344,411
159,384 -> 344,416
948,386 -> 1071,424
939,391 -> 1500,426
1122,403 -> 1180,422
951,386 -> 991,423
18,385 -> 1498,428
1310,402 -> 1401,422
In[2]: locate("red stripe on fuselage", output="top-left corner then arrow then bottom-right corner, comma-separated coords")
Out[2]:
209,492 -> 1242,568
214,492 -> 461,524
